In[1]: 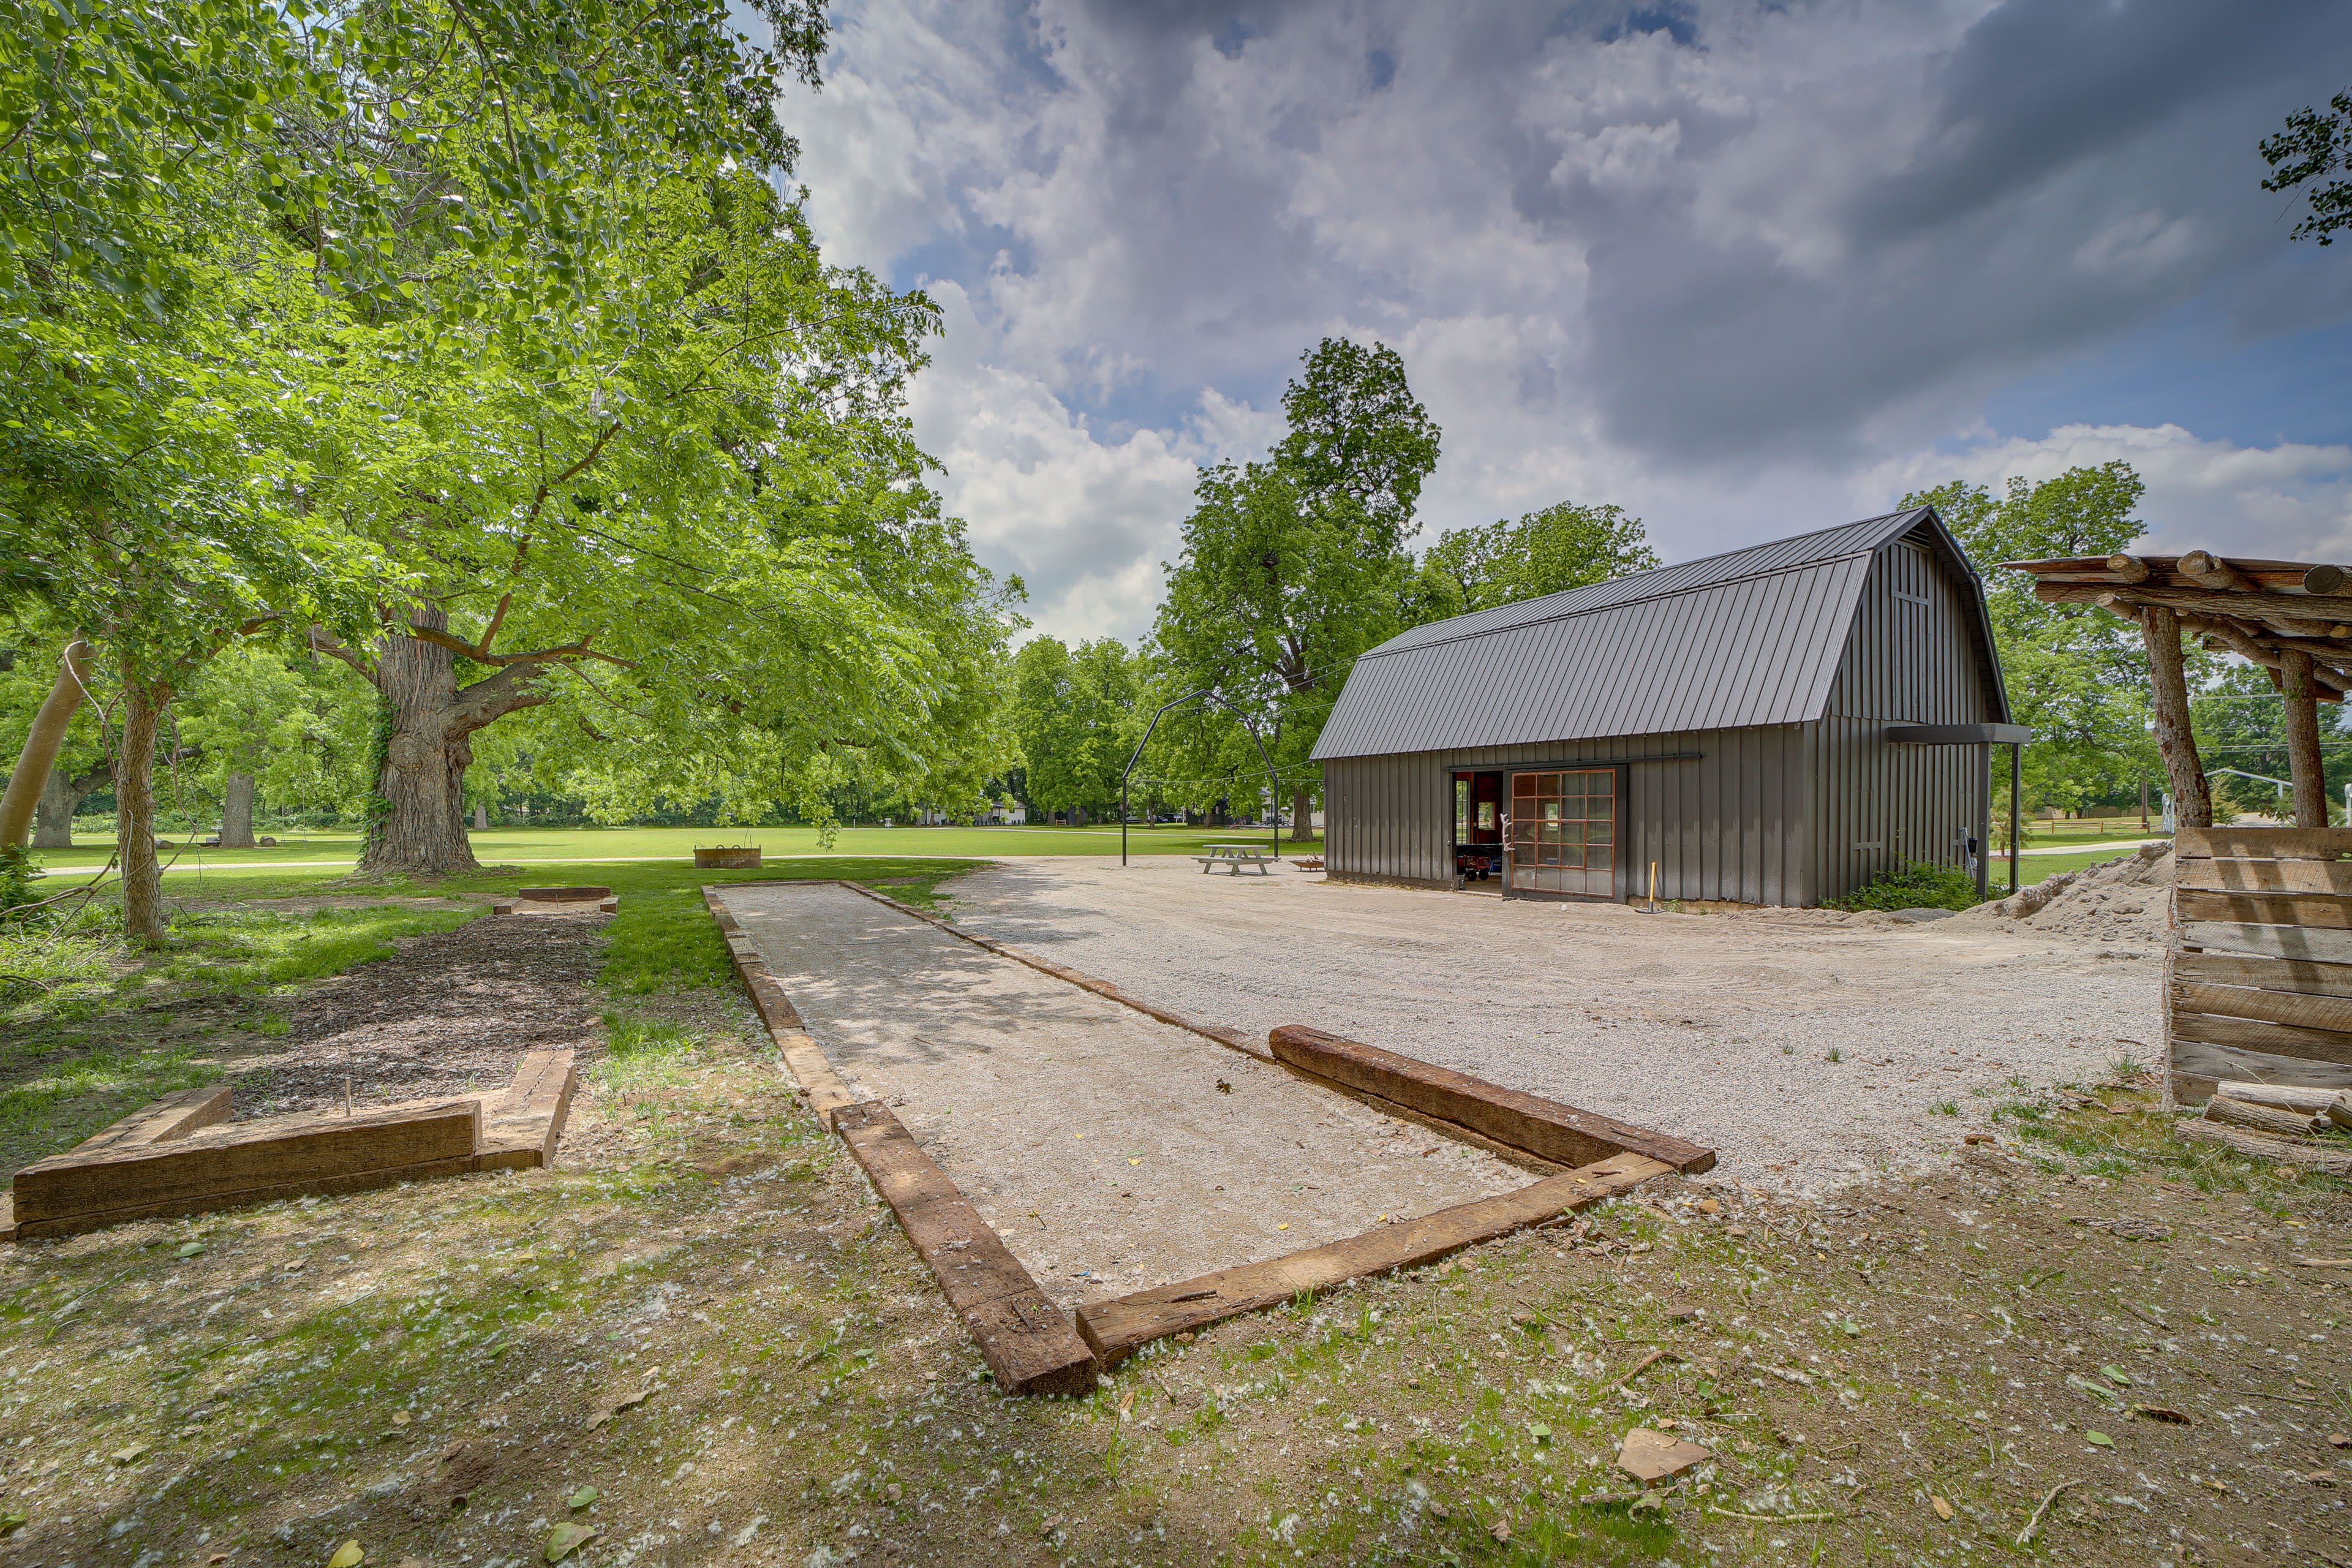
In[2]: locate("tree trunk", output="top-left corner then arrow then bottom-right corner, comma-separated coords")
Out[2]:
361,612 -> 481,878
0,636 -> 92,848
1071,806 -> 1087,827
2143,606 -> 2212,830
1290,785 -> 1314,842
2282,649 -> 2329,828
473,800 -> 489,831
33,769 -> 83,848
119,676 -> 172,943
220,772 -> 257,848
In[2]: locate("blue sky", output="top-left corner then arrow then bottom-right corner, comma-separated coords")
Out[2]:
782,0 -> 2352,641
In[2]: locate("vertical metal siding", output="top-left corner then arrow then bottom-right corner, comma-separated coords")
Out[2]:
1324,728 -> 1809,903
1809,539 -> 1992,903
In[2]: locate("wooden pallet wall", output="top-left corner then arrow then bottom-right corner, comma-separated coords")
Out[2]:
2171,826 -> 2352,1101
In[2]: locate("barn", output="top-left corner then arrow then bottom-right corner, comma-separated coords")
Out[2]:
1311,507 -> 2026,907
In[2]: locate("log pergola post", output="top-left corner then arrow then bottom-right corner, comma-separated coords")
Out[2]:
2282,647 -> 2329,827
2143,605 -> 2212,831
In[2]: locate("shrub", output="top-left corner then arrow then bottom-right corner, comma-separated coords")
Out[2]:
1824,859 -> 1981,912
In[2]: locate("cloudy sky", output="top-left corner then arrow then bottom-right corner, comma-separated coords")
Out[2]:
780,0 -> 2352,644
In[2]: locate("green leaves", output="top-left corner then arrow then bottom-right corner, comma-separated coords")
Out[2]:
2261,91 -> 2352,246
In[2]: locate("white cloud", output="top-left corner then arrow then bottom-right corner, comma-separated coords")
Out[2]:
785,0 -> 2352,641
1860,423 -> 2352,560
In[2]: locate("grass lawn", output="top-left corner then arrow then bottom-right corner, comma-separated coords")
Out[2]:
24,821 -> 1320,874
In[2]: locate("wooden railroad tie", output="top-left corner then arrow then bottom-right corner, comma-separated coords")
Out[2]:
0,1048 -> 577,1242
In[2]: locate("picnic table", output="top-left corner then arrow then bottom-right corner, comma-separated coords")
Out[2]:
1196,842 -> 1278,875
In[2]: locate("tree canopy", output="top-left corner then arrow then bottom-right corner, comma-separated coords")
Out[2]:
2263,90 -> 2352,246
1150,338 -> 1440,833
1905,462 -> 2179,814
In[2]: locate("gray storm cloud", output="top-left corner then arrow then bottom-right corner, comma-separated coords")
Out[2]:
788,0 -> 2352,640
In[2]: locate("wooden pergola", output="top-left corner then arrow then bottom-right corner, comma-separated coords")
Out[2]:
2001,550 -> 2347,830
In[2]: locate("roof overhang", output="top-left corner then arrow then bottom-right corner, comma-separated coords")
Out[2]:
1886,723 -> 2033,745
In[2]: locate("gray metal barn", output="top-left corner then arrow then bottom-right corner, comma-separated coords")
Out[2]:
1311,507 -> 2024,907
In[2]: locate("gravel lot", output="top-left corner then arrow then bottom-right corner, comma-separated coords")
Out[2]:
944,858 -> 2166,1197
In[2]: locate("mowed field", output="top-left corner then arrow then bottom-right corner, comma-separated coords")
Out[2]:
25,821 -> 1317,875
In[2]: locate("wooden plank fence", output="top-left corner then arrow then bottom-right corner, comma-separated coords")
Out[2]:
2171,826 -> 2352,1100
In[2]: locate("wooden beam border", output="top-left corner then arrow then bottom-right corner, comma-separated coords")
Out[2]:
4,1049 -> 576,1243
1076,1153 -> 1672,1365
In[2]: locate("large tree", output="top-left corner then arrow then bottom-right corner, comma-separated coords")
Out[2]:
1153,339 -> 1440,840
286,172 -> 1007,876
1903,461 -> 2199,818
1,0 -> 835,934
1011,636 -> 1139,825
1423,500 -> 1660,614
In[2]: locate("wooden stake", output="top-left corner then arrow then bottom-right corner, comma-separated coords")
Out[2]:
2283,649 -> 2329,827
2143,606 -> 2212,829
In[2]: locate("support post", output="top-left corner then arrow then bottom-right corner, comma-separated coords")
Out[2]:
2008,741 -> 2022,895
2282,648 -> 2328,828
2141,605 -> 2212,831
1974,745 -> 1990,901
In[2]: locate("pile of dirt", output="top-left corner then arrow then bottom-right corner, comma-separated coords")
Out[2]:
1946,840 -> 2173,943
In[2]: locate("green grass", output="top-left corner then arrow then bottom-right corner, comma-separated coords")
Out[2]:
0,902 -> 491,1174
23,822 -> 1320,873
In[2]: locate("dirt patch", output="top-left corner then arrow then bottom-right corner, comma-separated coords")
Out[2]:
1949,842 -> 2175,943
228,912 -> 611,1118
720,881 -> 1530,1309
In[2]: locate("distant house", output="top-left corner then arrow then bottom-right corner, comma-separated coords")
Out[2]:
1311,508 -> 2023,907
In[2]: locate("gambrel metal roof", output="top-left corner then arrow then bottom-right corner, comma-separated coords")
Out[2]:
1312,507 -> 2007,760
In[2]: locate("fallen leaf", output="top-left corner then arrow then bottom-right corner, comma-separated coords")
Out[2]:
1930,1495 -> 1953,1521
568,1487 -> 600,1510
1726,1226 -> 1749,1238
1276,1223 -> 1289,1231
545,1523 -> 598,1563
176,1242 -> 205,1258
1428,1502 -> 1450,1520
1488,1519 -> 1511,1542
2331,1432 -> 2351,1449
2312,1470 -> 2342,1488
584,1389 -> 650,1431
1964,1133 -> 1995,1146
1616,1427 -> 1713,1485
1528,1422 -> 1553,1444
110,1443 -> 149,1465
0,1511 -> 25,1537
1697,1199 -> 1721,1214
390,1412 -> 410,1427
2100,1364 -> 2135,1387
2086,1431 -> 2114,1449
2132,1405 -> 2190,1425
326,1542 -> 364,1568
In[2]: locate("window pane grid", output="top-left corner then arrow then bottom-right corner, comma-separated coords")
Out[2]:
1508,769 -> 1614,896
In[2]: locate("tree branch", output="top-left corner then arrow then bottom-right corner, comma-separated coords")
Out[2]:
399,622 -> 639,669
306,626 -> 381,684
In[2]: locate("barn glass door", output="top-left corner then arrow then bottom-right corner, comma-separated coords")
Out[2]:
1506,769 -> 1616,897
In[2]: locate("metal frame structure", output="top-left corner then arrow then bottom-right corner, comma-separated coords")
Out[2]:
1120,688 -> 1281,868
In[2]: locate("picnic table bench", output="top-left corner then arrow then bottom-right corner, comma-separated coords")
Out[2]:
1196,843 -> 1278,875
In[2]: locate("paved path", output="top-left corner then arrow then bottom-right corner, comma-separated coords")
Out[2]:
719,883 -> 1525,1310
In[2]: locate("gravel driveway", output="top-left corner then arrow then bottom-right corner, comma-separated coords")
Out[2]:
943,858 -> 2166,1197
